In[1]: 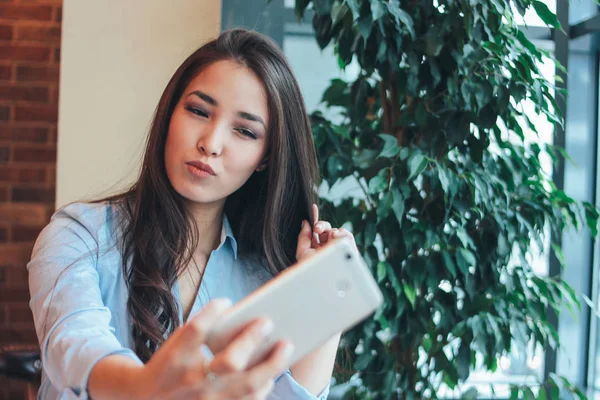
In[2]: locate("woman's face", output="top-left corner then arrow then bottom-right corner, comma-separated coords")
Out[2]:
165,60 -> 269,208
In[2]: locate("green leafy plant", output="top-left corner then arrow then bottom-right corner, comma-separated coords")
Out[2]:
290,0 -> 599,398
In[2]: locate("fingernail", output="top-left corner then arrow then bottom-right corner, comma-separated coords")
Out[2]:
217,298 -> 232,308
261,320 -> 274,336
284,342 -> 295,358
301,220 -> 306,229
315,222 -> 324,231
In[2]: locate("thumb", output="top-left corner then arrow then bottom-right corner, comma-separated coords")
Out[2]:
184,298 -> 232,346
296,220 -> 313,260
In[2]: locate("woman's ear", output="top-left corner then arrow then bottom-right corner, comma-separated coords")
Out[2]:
256,158 -> 268,172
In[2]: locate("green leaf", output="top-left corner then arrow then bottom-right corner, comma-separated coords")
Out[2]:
537,386 -> 547,400
385,262 -> 402,295
353,149 -> 379,169
345,0 -> 360,20
312,0 -> 335,16
509,385 -> 520,400
457,340 -> 471,381
456,248 -> 476,275
461,387 -> 478,400
377,191 -> 393,219
371,0 -> 387,20
408,153 -> 428,180
523,387 -> 535,400
378,134 -> 401,158
403,283 -> 417,309
376,262 -> 386,283
391,188 -> 405,226
442,251 -> 457,278
368,171 -> 388,194
533,1 -> 561,30
357,13 -> 373,40
387,0 -> 415,39
294,0 -> 311,19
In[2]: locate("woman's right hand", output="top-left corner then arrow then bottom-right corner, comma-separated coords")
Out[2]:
137,299 -> 293,399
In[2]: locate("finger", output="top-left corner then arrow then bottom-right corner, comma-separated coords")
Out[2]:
312,203 -> 319,225
184,298 -> 232,345
210,318 -> 274,374
332,228 -> 351,238
296,220 -> 313,260
312,232 -> 320,248
238,379 -> 275,400
243,341 -> 293,389
211,342 -> 291,398
334,228 -> 359,252
313,221 -> 332,234
320,228 -> 338,244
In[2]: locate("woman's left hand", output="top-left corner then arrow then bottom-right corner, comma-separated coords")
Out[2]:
296,204 -> 357,262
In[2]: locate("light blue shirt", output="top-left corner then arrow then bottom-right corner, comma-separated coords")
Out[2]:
27,202 -> 330,400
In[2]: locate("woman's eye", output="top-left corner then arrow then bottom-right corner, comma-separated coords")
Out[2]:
236,128 -> 257,139
185,106 -> 208,118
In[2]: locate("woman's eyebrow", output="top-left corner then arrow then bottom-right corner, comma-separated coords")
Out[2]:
187,90 -> 217,106
187,90 -> 266,129
238,111 -> 266,130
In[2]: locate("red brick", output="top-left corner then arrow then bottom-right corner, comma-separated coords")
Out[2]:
54,5 -> 61,22
0,265 -> 5,285
53,46 -> 60,63
46,165 -> 55,183
0,5 -> 52,21
0,146 -> 8,162
0,165 -> 46,182
16,64 -> 59,83
16,25 -> 61,43
0,242 -> 33,265
0,125 -> 47,142
47,125 -> 55,141
0,105 -> 8,121
0,23 -> 12,40
6,266 -> 28,288
14,104 -> 57,122
0,224 -> 7,242
0,45 -> 51,62
0,64 -> 11,80
11,224 -> 43,242
0,304 -> 5,324
0,203 -> 49,224
0,185 -> 8,202
11,185 -> 55,203
6,304 -> 33,324
0,84 -> 49,102
50,84 -> 58,104
12,144 -> 55,162
0,287 -> 30,302
0,325 -> 37,343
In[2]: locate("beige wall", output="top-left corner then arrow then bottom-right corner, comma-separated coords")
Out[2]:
57,1 -> 221,208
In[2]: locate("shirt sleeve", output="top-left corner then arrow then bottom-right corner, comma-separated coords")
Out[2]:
28,205 -> 142,399
269,370 -> 331,399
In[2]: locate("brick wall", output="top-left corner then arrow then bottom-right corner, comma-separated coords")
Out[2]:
0,0 -> 62,398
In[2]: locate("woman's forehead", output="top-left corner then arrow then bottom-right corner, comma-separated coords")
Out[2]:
184,60 -> 269,121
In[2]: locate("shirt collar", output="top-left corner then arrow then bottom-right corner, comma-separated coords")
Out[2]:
218,214 -> 238,260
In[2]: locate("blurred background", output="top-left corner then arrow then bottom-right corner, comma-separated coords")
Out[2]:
2,0 -> 600,398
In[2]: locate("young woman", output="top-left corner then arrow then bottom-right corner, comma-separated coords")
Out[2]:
28,29 -> 355,399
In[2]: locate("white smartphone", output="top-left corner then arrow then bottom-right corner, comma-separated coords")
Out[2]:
205,237 -> 384,366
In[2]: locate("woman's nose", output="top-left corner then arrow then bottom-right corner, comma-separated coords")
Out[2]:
197,127 -> 224,156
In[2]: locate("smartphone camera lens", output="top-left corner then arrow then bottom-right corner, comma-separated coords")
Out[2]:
345,253 -> 352,260
336,279 -> 350,298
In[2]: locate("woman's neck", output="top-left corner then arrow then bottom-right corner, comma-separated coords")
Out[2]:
187,201 -> 225,256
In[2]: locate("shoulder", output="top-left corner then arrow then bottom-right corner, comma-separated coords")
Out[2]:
33,201 -> 122,256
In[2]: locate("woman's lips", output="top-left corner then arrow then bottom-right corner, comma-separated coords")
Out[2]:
186,161 -> 216,177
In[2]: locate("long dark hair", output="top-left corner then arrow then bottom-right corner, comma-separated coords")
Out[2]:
102,29 -> 319,362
